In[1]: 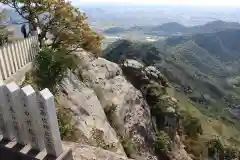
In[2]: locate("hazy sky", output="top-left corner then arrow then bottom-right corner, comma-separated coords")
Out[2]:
72,0 -> 240,7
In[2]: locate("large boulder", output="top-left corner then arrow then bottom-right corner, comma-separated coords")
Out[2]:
72,50 -> 157,159
59,72 -> 126,156
123,59 -> 144,70
145,66 -> 169,87
145,66 -> 162,80
122,60 -> 169,88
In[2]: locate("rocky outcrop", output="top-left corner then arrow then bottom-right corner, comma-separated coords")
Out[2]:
63,141 -> 132,160
145,66 -> 163,80
68,50 -> 157,159
57,50 -> 193,160
169,149 -> 192,160
121,59 -> 169,89
120,59 -> 192,160
58,72 -> 126,156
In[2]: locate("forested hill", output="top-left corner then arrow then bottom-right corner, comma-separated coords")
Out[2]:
157,29 -> 240,62
104,39 -> 164,64
104,28 -> 240,110
104,20 -> 240,36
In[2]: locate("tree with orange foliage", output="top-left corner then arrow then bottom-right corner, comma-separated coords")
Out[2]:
1,0 -> 102,55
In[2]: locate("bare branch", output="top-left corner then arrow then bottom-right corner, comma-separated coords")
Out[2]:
66,43 -> 82,54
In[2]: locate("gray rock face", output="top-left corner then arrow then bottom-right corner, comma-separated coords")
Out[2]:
71,51 -> 157,159
58,50 -> 191,160
145,66 -> 163,79
63,141 -> 132,160
59,72 -> 126,156
123,59 -> 144,69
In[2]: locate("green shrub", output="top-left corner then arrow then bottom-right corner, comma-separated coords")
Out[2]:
181,114 -> 203,138
207,137 -> 224,157
143,83 -> 169,129
154,131 -> 170,153
207,138 -> 239,160
34,46 -> 77,93
144,83 -> 166,106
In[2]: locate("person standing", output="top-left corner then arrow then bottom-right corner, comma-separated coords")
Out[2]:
33,18 -> 43,48
29,22 -> 37,36
21,24 -> 27,38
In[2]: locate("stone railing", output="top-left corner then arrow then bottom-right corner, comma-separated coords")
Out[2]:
0,36 -> 38,81
0,82 -> 73,160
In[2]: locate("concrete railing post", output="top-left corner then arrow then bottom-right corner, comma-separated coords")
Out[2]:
0,48 -> 7,80
15,41 -> 24,68
0,36 -> 38,81
2,46 -> 11,77
13,42 -> 21,70
33,36 -> 39,56
38,88 -> 63,157
0,81 -> 72,159
20,40 -> 27,65
25,38 -> 31,62
23,39 -> 29,63
21,85 -> 45,151
6,45 -> 15,74
10,42 -> 20,71
0,82 -> 14,140
28,37 -> 33,61
4,82 -> 28,145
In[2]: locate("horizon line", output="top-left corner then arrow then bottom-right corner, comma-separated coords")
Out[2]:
75,2 -> 240,8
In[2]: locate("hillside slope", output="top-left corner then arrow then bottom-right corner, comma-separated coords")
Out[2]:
155,29 -> 240,95
104,29 -> 240,104
103,29 -> 240,158
103,32 -> 237,103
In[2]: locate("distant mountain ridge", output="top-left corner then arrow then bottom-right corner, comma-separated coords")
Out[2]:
104,20 -> 240,36
157,28 -> 240,62
188,20 -> 240,34
104,27 -> 126,34
151,22 -> 187,33
104,39 -> 163,64
103,28 -> 240,108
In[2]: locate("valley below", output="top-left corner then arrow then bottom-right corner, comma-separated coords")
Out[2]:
101,18 -> 240,159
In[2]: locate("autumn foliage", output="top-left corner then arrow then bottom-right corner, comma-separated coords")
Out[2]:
1,0 -> 102,55
0,0 -> 103,92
